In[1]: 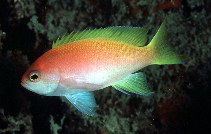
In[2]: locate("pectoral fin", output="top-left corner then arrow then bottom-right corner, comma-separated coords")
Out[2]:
65,91 -> 97,116
112,72 -> 153,95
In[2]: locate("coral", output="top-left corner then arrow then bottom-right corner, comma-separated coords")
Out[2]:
0,0 -> 211,133
11,0 -> 36,20
0,109 -> 33,133
50,115 -> 65,134
155,0 -> 182,11
157,88 -> 189,125
0,28 -> 6,49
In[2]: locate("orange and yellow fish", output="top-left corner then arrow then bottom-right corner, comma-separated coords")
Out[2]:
21,20 -> 183,116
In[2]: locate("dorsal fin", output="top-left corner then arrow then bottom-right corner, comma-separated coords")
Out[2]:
52,26 -> 148,48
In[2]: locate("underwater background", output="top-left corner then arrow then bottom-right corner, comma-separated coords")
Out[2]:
0,0 -> 210,134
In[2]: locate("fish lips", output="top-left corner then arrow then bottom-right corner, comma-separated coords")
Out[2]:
21,81 -> 36,94
21,81 -> 31,91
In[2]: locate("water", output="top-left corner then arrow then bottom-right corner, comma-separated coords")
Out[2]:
0,0 -> 210,133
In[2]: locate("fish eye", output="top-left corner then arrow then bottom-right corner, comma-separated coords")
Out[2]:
29,71 -> 40,82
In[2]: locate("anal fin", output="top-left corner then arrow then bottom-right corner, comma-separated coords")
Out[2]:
112,72 -> 153,96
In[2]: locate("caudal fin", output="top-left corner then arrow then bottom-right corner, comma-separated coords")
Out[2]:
147,19 -> 183,65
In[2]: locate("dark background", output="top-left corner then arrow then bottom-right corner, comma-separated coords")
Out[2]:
0,0 -> 211,134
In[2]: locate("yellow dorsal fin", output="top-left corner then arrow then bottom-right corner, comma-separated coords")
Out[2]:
52,26 -> 148,48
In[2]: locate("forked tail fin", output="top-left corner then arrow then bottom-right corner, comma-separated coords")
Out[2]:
147,19 -> 183,65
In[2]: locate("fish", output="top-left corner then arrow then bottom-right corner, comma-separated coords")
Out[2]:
21,20 -> 183,116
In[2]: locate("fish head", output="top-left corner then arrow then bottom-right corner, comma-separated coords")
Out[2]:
21,60 -> 60,95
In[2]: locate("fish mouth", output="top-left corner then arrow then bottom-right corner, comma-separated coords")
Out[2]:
21,81 -> 31,91
21,81 -> 24,86
21,81 -> 26,87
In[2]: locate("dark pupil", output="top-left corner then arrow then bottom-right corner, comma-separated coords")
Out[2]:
31,74 -> 38,80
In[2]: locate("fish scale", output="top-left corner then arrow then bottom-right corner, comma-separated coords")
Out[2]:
21,20 -> 184,115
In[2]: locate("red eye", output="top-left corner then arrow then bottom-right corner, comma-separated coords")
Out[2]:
29,71 -> 40,82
